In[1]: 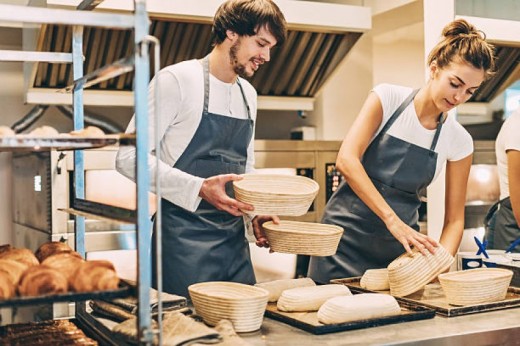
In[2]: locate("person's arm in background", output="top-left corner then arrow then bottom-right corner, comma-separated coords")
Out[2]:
508,149 -> 520,226
335,91 -> 437,256
439,155 -> 472,256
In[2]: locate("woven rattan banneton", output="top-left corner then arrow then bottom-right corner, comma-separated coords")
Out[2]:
438,268 -> 513,306
262,220 -> 343,256
233,174 -> 319,216
188,281 -> 268,332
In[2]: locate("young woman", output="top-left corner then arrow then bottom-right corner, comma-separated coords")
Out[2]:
308,19 -> 496,283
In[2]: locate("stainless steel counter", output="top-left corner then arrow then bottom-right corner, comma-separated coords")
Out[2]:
240,307 -> 520,345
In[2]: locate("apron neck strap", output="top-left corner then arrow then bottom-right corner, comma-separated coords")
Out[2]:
202,55 -> 252,120
430,113 -> 444,151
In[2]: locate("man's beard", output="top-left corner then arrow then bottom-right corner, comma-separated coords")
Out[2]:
229,39 -> 252,79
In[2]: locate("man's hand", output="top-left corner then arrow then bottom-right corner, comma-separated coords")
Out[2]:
199,174 -> 254,216
252,215 -> 280,249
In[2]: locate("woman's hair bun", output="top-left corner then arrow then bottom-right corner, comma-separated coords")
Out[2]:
442,18 -> 484,40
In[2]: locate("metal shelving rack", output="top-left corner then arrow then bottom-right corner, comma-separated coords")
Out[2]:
0,1 -> 155,344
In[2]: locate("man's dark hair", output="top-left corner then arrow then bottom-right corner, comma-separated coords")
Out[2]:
211,0 -> 287,46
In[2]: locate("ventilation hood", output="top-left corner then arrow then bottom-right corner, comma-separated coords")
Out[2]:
24,0 -> 371,110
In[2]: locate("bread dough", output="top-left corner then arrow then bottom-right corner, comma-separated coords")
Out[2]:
255,277 -> 316,302
0,126 -> 15,137
29,125 -> 59,137
276,284 -> 351,312
360,268 -> 390,291
70,126 -> 105,137
317,293 -> 401,324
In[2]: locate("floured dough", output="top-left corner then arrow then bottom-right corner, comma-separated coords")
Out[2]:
360,268 -> 390,291
277,284 -> 351,312
255,277 -> 316,302
0,126 -> 15,137
317,293 -> 401,324
29,125 -> 59,137
70,126 -> 105,137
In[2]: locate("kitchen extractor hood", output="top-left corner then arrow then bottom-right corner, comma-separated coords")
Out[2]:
24,0 -> 371,110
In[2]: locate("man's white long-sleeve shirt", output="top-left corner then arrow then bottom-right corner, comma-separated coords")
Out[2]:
116,59 -> 258,212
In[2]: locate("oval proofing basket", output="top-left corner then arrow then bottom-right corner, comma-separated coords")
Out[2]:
438,268 -> 513,306
262,220 -> 343,256
188,281 -> 269,332
233,174 -> 319,216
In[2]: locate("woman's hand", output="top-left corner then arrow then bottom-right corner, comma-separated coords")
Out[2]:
252,215 -> 280,249
199,174 -> 254,216
385,214 -> 438,256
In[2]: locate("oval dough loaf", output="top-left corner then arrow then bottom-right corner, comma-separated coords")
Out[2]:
0,126 -> 15,137
29,125 -> 59,137
317,293 -> 401,324
360,268 -> 390,291
255,277 -> 316,302
277,284 -> 351,312
70,126 -> 105,137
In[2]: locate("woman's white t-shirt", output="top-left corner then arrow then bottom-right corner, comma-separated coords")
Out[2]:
496,108 -> 520,200
372,83 -> 473,182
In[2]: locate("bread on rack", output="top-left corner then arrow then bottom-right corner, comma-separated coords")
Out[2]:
18,265 -> 68,296
70,260 -> 120,292
317,293 -> 401,324
0,248 -> 39,267
0,259 -> 29,285
41,252 -> 84,282
0,126 -> 15,137
255,277 -> 316,302
28,125 -> 59,137
69,126 -> 105,137
360,268 -> 390,291
0,271 -> 16,299
35,241 -> 75,262
276,284 -> 352,312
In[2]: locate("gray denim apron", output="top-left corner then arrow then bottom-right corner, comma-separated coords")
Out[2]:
308,90 -> 444,283
152,56 -> 255,297
492,198 -> 520,252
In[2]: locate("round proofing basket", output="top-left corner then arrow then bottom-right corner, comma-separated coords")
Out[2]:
438,268 -> 513,306
188,281 -> 269,332
262,220 -> 343,256
233,174 -> 319,216
388,245 -> 454,297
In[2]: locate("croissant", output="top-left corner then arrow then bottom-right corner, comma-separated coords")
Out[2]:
0,271 -> 15,299
18,265 -> 68,296
42,253 -> 84,282
35,241 -> 74,263
70,260 -> 120,292
0,248 -> 39,267
0,259 -> 29,285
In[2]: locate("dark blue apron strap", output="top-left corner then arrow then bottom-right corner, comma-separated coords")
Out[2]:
429,113 -> 445,151
378,89 -> 419,136
236,78 -> 252,121
203,56 -> 210,115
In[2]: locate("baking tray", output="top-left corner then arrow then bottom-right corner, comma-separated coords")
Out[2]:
264,292 -> 435,335
331,276 -> 520,317
0,281 -> 133,308
0,134 -> 135,152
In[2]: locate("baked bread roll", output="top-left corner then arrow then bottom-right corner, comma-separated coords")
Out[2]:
0,259 -> 29,285
0,271 -> 15,299
0,126 -> 15,137
0,248 -> 39,267
70,126 -> 105,137
277,284 -> 352,312
29,125 -> 59,137
317,293 -> 401,324
18,265 -> 68,296
70,260 -> 119,292
41,252 -> 84,282
256,277 -> 316,302
360,268 -> 390,291
35,241 -> 74,262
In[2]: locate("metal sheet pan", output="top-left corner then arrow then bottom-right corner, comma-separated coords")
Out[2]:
264,292 -> 435,335
0,281 -> 133,308
331,277 -> 520,317
0,134 -> 135,152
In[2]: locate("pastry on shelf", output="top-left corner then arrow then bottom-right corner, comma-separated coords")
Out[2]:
0,126 -> 15,137
0,259 -> 29,285
0,248 -> 39,267
70,260 -> 120,292
41,252 -> 84,283
69,126 -> 105,137
28,125 -> 59,137
18,265 -> 69,297
0,271 -> 15,299
35,241 -> 75,263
